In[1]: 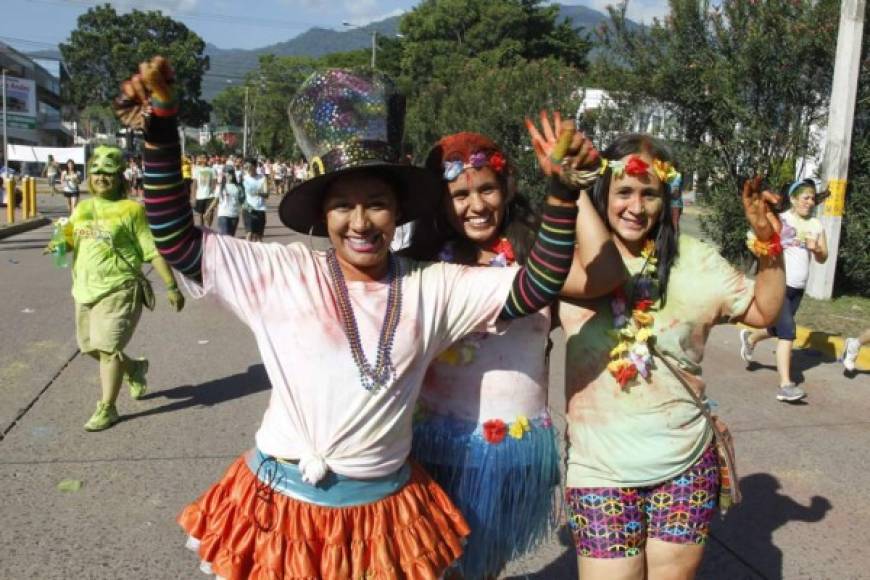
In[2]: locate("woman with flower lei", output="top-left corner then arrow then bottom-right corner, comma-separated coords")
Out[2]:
404,121 -> 624,579
547,131 -> 785,580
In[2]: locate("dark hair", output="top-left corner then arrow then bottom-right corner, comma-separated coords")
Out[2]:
590,133 -> 679,302
403,162 -> 539,265
223,167 -> 239,187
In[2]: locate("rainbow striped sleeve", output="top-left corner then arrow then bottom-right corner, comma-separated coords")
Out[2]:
500,203 -> 577,320
142,101 -> 203,282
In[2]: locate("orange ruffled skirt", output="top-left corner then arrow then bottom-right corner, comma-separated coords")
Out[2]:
178,454 -> 470,579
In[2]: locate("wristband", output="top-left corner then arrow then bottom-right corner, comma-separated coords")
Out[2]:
167,282 -> 179,292
746,231 -> 782,258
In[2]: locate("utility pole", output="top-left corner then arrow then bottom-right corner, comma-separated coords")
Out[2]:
242,85 -> 249,159
806,0 -> 865,299
342,23 -> 378,69
2,69 -> 7,175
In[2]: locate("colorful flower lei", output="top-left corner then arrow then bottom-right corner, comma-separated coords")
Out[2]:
608,239 -> 658,389
486,236 -> 515,267
443,150 -> 507,181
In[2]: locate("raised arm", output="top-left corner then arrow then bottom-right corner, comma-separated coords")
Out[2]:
114,57 -> 203,283
562,190 -> 627,298
737,177 -> 786,328
524,111 -> 626,299
499,114 -> 602,320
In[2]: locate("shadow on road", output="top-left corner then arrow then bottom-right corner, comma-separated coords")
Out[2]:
0,235 -> 51,251
121,364 -> 269,423
745,348 -> 828,386
504,526 -> 577,579
708,473 -> 832,579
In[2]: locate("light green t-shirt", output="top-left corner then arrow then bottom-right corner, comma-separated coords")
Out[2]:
66,197 -> 158,304
560,236 -> 755,488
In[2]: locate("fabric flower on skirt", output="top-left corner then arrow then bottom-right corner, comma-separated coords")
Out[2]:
508,415 -> 531,440
483,419 -> 507,444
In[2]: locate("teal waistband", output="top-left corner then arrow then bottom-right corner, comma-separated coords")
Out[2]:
246,449 -> 411,508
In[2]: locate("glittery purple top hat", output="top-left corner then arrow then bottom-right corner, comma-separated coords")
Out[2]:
279,68 -> 441,236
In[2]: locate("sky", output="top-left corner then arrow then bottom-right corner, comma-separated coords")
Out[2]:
1,0 -> 670,53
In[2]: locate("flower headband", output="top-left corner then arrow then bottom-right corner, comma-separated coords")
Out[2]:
443,150 -> 506,181
600,155 -> 680,185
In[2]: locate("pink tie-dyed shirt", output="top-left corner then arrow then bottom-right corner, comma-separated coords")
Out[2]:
191,232 -> 517,479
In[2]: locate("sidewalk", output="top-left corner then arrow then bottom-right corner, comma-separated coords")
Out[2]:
1,182 -> 76,239
1,202 -> 868,579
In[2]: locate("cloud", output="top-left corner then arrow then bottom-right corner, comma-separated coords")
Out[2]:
102,0 -> 200,15
342,0 -> 405,25
280,0 -> 404,24
565,0 -> 670,23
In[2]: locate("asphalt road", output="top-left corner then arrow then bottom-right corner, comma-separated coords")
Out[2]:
1,200 -> 868,579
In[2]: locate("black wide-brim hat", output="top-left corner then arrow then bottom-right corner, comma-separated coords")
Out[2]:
279,69 -> 442,236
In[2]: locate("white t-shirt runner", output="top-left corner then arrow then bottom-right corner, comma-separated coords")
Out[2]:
191,232 -> 517,482
779,210 -> 823,289
192,166 -> 216,200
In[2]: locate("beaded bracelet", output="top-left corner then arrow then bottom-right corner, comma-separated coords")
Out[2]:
746,231 -> 783,258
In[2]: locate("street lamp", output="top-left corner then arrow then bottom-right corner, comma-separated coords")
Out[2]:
342,22 -> 378,69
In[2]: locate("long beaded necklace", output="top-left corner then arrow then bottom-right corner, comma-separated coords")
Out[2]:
325,248 -> 403,392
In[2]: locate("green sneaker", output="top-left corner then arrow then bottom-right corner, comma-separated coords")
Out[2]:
84,401 -> 120,432
125,358 -> 149,400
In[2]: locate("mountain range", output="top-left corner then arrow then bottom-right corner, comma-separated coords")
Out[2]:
29,3 -> 625,102
202,3 -> 616,99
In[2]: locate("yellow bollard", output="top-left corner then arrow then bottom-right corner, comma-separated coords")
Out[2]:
22,178 -> 32,219
4,178 -> 14,224
29,177 -> 37,218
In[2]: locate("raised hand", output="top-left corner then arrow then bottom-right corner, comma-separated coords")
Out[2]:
525,110 -> 600,177
112,56 -> 175,130
742,176 -> 782,242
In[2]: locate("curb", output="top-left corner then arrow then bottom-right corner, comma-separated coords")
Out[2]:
0,216 -> 51,240
738,323 -> 870,370
793,325 -> 870,370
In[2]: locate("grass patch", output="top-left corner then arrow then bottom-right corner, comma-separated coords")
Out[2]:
795,294 -> 870,338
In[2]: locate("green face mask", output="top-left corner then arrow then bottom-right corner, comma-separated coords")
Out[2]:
88,146 -> 125,199
89,146 -> 124,175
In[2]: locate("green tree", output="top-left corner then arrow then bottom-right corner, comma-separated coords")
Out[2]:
596,0 -> 838,262
406,57 -> 582,206
60,3 -> 210,126
79,104 -> 118,139
245,55 -> 318,159
211,85 -> 246,127
399,0 -> 590,92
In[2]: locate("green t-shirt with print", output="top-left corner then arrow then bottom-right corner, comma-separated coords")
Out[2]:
66,197 -> 158,304
560,236 -> 755,488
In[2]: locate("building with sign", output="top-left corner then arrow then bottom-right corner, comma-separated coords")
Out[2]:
1,41 -> 71,153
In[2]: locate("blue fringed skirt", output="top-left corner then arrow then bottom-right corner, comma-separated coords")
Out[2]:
411,412 -> 561,579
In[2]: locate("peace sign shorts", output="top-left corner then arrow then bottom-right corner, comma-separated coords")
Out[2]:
565,443 -> 720,559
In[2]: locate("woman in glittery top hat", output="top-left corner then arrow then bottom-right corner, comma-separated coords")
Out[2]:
114,56 -> 601,579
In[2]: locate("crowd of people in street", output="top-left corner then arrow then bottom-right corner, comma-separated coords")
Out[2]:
37,54 -> 866,580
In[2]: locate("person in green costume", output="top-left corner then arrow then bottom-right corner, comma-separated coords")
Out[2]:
46,145 -> 185,431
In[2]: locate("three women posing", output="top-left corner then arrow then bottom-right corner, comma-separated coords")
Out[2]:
115,56 -> 784,579
115,57 -> 602,579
